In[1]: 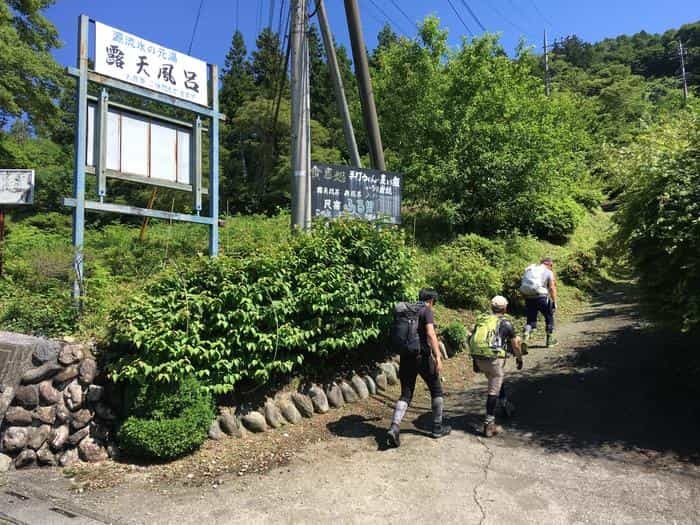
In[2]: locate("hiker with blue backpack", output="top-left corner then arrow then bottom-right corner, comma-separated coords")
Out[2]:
386,288 -> 451,448
519,257 -> 559,351
469,295 -> 523,438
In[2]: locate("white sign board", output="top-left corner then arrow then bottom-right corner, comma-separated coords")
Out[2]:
0,169 -> 34,205
87,105 -> 191,185
94,21 -> 208,107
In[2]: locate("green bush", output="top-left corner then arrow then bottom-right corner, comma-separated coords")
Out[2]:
107,219 -> 414,393
559,250 -> 601,290
117,377 -> 214,460
428,249 -> 502,309
449,234 -> 506,267
514,194 -> 585,243
440,321 -> 468,355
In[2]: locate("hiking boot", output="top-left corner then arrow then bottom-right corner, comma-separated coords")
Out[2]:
483,422 -> 503,438
386,425 -> 400,448
432,423 -> 452,439
546,334 -> 559,348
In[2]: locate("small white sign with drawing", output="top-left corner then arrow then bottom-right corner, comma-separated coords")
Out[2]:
0,169 -> 34,205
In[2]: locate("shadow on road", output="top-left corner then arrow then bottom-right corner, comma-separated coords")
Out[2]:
450,291 -> 700,466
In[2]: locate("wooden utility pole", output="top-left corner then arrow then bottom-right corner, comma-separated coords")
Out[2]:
544,29 -> 551,97
344,0 -> 385,170
316,0 -> 362,167
291,0 -> 310,230
679,40 -> 689,103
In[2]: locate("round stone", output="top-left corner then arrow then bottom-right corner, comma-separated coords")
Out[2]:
71,409 -> 93,430
291,392 -> 314,418
0,453 -> 12,472
38,381 -> 61,405
325,383 -> 345,409
219,412 -> 242,437
264,401 -> 285,428
279,400 -> 302,424
59,448 -> 80,467
208,419 -> 225,440
241,411 -> 267,433
363,375 -> 377,395
379,363 -> 398,385
339,381 -> 359,403
37,444 -> 57,466
14,449 -> 37,469
21,362 -> 62,385
5,406 -> 33,426
34,405 -> 56,425
32,340 -> 60,365
2,427 -> 29,452
307,385 -> 329,413
78,437 -> 109,463
53,365 -> 79,385
14,385 -> 39,409
67,426 -> 90,446
49,425 -> 70,451
79,358 -> 98,384
374,372 -> 388,391
58,344 -> 85,365
27,425 -> 51,450
350,375 -> 370,400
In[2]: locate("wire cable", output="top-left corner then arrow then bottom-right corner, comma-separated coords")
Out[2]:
528,0 -> 553,27
481,0 -> 533,37
389,0 -> 415,29
446,0 -> 473,36
365,0 -> 410,36
187,0 -> 205,54
459,0 -> 486,32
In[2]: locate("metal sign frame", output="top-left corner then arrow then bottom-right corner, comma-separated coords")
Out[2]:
63,15 -> 223,299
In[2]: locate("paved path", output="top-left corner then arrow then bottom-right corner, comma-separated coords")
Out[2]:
3,289 -> 700,524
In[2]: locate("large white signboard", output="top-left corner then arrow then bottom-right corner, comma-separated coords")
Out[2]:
94,21 -> 208,107
87,105 -> 192,185
0,170 -> 34,205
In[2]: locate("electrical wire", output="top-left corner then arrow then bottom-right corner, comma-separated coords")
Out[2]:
235,0 -> 240,32
459,0 -> 486,32
480,0 -> 533,38
389,0 -> 416,30
446,0 -> 473,36
268,0 -> 276,29
528,0 -> 553,27
187,0 -> 205,54
365,0 -> 410,36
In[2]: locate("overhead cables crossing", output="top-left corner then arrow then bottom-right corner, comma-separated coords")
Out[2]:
446,0 -> 473,36
365,0 -> 410,36
187,0 -> 205,54
459,0 -> 486,32
388,0 -> 416,30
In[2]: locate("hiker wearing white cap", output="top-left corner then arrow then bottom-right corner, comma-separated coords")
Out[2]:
468,295 -> 523,437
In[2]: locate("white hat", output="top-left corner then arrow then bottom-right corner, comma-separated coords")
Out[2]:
491,295 -> 508,309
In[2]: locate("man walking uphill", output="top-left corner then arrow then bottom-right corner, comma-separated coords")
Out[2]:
386,288 -> 451,448
469,295 -> 523,437
520,257 -> 558,351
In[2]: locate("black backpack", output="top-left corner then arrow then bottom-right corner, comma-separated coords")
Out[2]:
391,302 -> 425,355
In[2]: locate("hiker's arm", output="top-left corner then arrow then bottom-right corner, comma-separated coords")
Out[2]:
426,323 -> 442,372
511,336 -> 523,358
549,274 -> 558,304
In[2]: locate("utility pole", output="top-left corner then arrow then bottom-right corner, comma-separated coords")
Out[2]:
344,0 -> 386,170
679,40 -> 689,104
544,29 -> 551,97
290,0 -> 310,230
316,0 -> 363,167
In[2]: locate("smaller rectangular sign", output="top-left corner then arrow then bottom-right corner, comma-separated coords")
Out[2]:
0,169 -> 34,205
310,163 -> 402,224
94,21 -> 209,107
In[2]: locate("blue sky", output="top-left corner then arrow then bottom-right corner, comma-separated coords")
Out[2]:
47,0 -> 698,68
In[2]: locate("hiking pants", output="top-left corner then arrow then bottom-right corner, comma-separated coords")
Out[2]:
398,352 -> 443,404
474,357 -> 506,396
525,296 -> 555,333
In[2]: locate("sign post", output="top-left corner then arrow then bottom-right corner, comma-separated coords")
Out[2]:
310,163 -> 402,224
65,15 -> 224,300
0,169 -> 35,277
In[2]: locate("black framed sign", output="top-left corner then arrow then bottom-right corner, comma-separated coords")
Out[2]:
310,163 -> 402,224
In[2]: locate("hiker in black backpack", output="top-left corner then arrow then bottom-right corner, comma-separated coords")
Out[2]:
386,288 -> 451,448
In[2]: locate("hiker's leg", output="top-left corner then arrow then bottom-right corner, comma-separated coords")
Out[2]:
524,298 -> 538,334
392,355 -> 418,427
478,358 -> 504,424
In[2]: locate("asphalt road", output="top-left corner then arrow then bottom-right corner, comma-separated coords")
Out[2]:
3,288 -> 699,524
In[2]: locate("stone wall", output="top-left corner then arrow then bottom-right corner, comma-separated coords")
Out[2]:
0,333 -> 115,471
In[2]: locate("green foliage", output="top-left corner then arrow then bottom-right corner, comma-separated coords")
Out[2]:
440,321 -> 467,355
559,251 -> 601,291
117,377 -> 214,460
0,0 -> 63,134
372,21 -> 593,241
614,104 -> 700,332
427,248 -> 502,309
106,220 -> 414,393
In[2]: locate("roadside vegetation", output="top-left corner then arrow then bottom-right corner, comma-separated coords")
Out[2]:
1,3 -> 698,460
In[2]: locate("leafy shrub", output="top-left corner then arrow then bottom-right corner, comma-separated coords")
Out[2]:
117,377 -> 214,460
559,250 -> 601,290
440,321 -> 468,355
450,234 -> 506,267
514,194 -> 585,243
614,105 -> 700,333
107,220 -> 414,393
427,249 -> 502,309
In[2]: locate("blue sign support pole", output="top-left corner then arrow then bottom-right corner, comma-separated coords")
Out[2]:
208,64 -> 220,256
71,14 -> 89,301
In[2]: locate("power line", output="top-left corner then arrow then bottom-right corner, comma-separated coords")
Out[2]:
528,0 -> 553,27
235,0 -> 240,32
187,0 -> 205,54
388,0 -> 415,30
459,0 -> 486,32
446,0 -> 473,36
365,0 -> 410,36
480,0 -> 533,38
